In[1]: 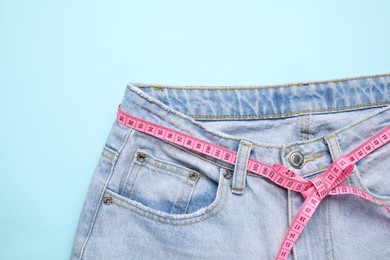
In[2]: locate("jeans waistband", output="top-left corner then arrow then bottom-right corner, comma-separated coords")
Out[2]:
119,73 -> 390,178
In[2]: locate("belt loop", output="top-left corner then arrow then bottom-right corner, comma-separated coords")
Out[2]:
324,133 -> 343,161
324,133 -> 352,185
231,139 -> 254,195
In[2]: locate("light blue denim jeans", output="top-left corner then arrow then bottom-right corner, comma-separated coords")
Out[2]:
71,73 -> 390,260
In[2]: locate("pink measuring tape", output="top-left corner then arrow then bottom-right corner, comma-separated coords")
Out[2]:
116,105 -> 390,260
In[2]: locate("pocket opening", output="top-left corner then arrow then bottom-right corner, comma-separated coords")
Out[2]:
103,166 -> 229,223
350,145 -> 390,204
120,148 -> 201,215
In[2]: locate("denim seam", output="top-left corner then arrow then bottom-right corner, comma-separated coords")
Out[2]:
321,197 -> 329,260
120,157 -> 138,195
303,115 -> 308,140
173,182 -> 190,214
285,138 -> 322,149
331,106 -> 390,136
300,115 -> 305,141
304,114 -> 310,140
138,158 -> 197,179
328,196 -> 335,260
326,135 -> 346,260
78,150 -> 119,260
137,149 -> 203,177
105,175 -> 228,225
182,182 -> 196,214
176,184 -> 187,213
127,163 -> 142,196
102,146 -> 118,161
101,153 -> 114,161
309,114 -> 314,140
133,72 -> 390,90
304,152 -> 326,163
300,114 -> 305,140
302,167 -> 328,178
352,166 -> 390,201
118,128 -> 137,195
183,180 -> 200,213
118,128 -> 134,154
289,189 -> 299,260
78,129 -> 132,260
188,102 -> 390,119
285,104 -> 389,148
302,114 -> 313,140
287,189 -> 291,258
173,184 -> 186,214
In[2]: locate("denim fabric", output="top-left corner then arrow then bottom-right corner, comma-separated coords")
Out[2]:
71,73 -> 390,260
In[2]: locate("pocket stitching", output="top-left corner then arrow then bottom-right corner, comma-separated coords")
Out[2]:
138,148 -> 203,178
173,183 -> 187,214
140,157 -> 198,179
353,165 -> 390,201
182,182 -> 197,214
107,183 -> 227,225
79,145 -> 119,259
120,149 -> 199,213
126,160 -> 143,197
173,182 -> 195,214
103,168 -> 228,224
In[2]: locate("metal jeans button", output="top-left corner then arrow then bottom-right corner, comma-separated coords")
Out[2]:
289,151 -> 305,169
223,169 -> 232,179
137,152 -> 147,162
189,171 -> 199,181
103,196 -> 112,205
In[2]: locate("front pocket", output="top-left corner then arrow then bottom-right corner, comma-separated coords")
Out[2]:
103,165 -> 229,225
120,148 -> 203,214
351,144 -> 390,204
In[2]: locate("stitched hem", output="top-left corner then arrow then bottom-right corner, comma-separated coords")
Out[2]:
187,102 -> 390,119
131,72 -> 390,90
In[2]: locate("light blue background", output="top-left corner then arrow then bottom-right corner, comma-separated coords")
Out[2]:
1,1 -> 389,259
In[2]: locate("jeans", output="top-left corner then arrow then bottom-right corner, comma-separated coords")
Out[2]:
71,73 -> 390,259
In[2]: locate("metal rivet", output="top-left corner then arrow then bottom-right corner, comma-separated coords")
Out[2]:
189,171 -> 199,181
223,169 -> 232,179
137,152 -> 147,162
103,196 -> 112,205
289,151 -> 305,169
